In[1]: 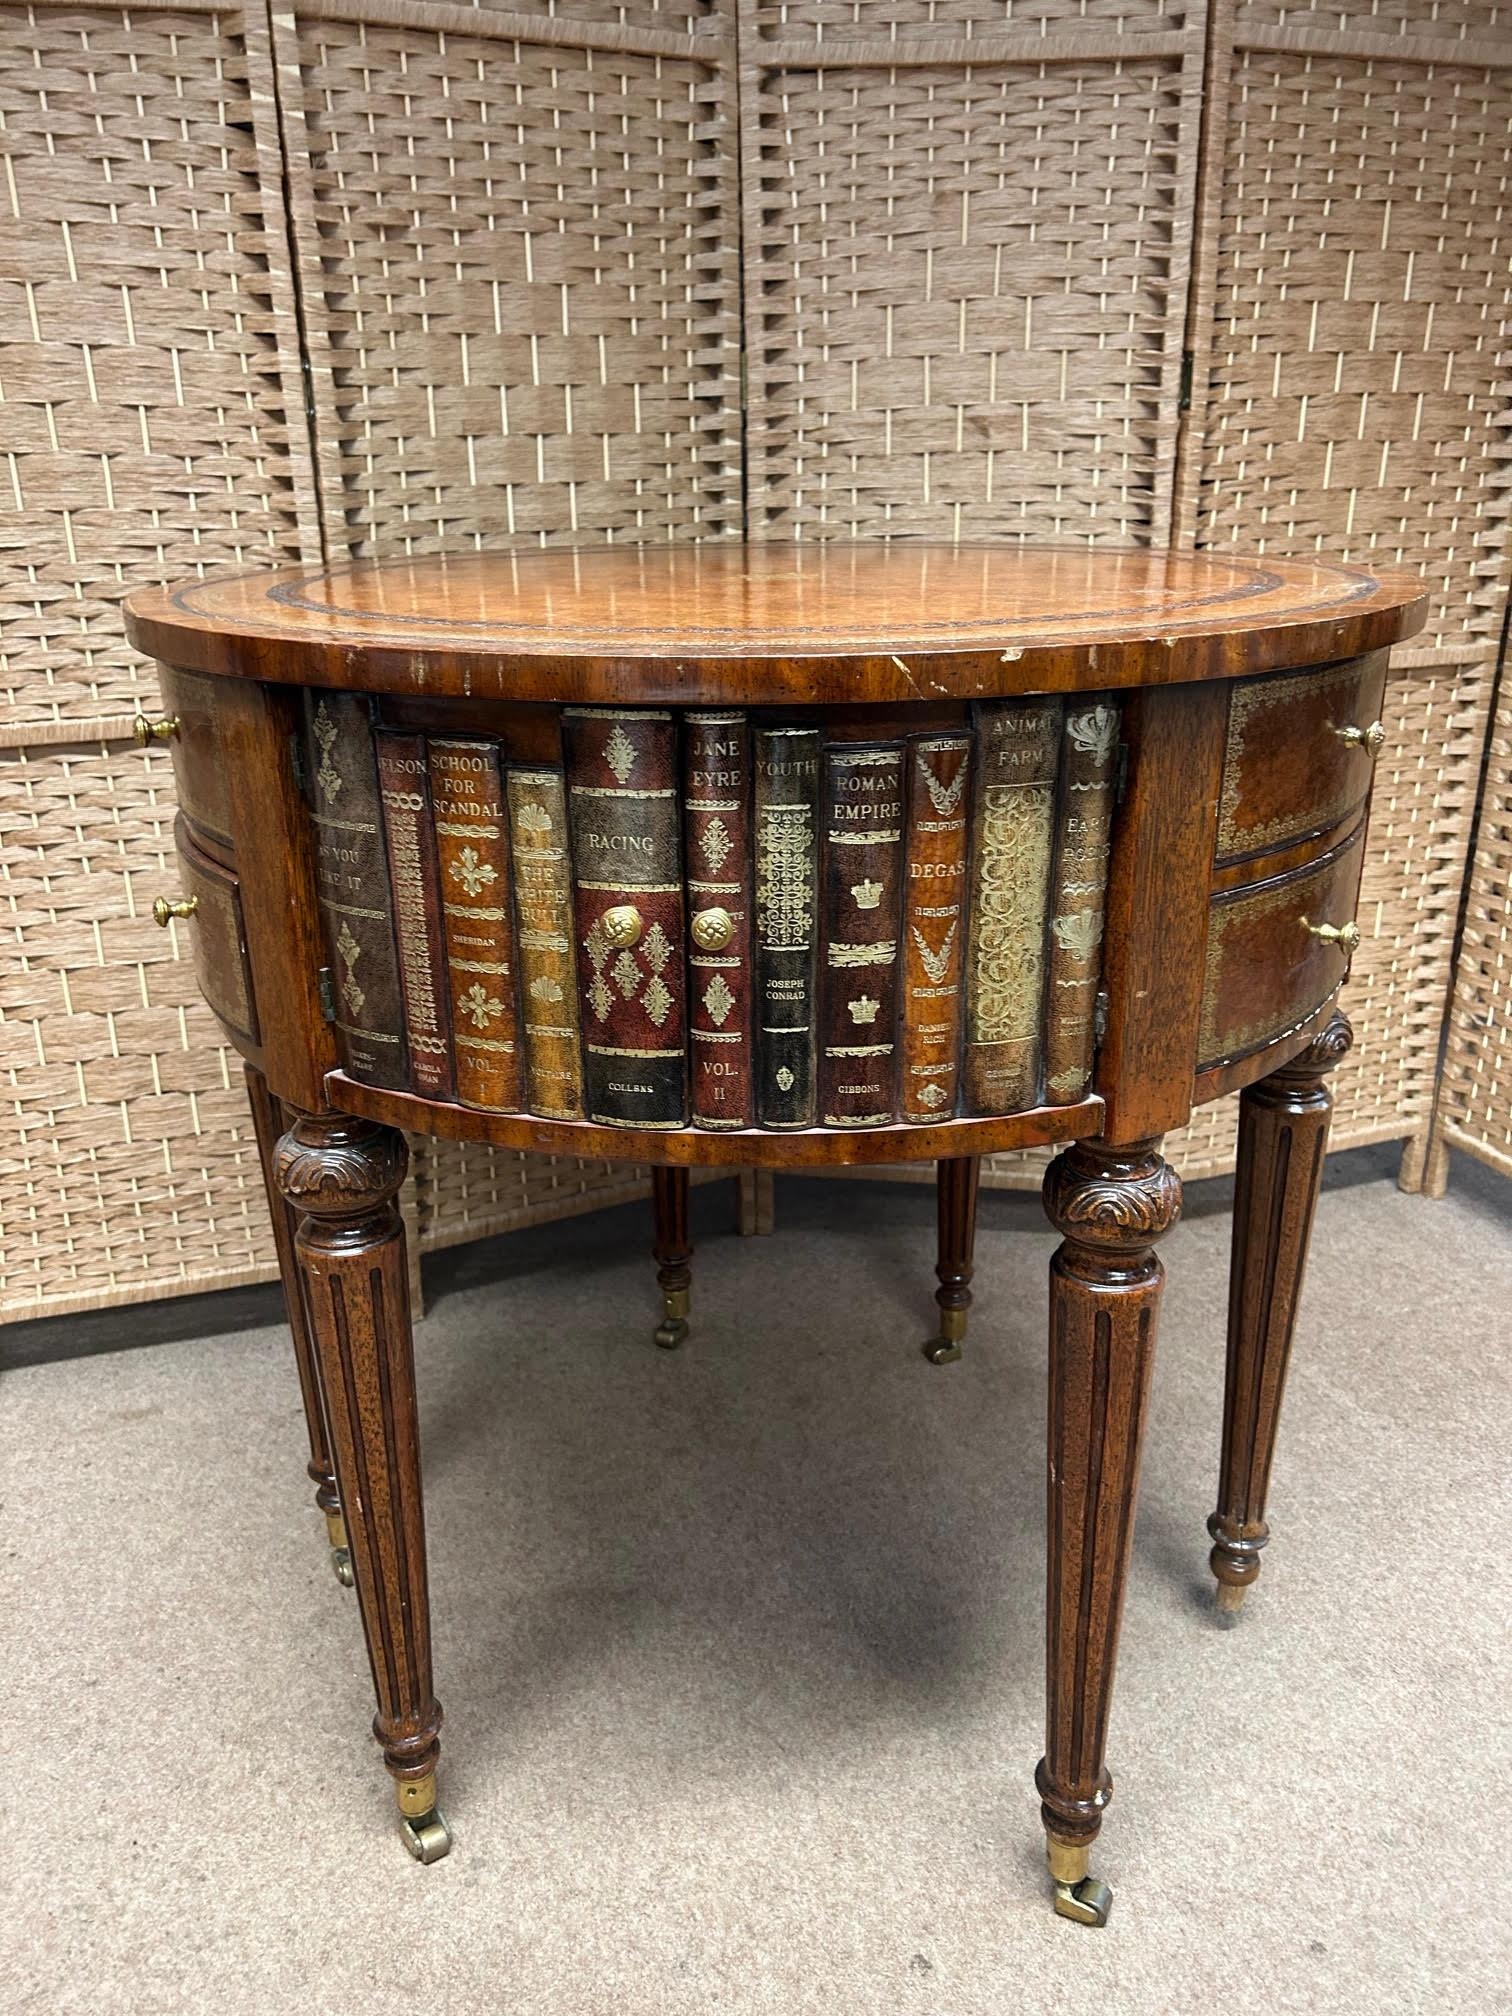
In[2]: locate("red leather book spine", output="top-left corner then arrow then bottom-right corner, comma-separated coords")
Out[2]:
817,742 -> 906,1128
684,710 -> 754,1130
563,708 -> 687,1128
899,732 -> 971,1120
376,729 -> 455,1102
302,691 -> 409,1090
428,736 -> 523,1113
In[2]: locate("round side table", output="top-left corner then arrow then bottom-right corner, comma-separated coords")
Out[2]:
125,542 -> 1424,1921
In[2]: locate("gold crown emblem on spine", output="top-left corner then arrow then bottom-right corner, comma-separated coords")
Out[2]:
850,878 -> 883,910
848,994 -> 880,1025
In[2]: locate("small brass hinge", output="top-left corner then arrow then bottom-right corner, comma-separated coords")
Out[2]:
1178,349 -> 1194,412
1093,985 -> 1110,1050
317,966 -> 337,1023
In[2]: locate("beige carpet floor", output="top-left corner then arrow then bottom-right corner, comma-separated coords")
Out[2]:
4,1150 -> 1510,2015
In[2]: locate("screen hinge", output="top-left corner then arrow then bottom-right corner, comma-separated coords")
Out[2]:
1178,348 -> 1194,412
1093,984 -> 1110,1051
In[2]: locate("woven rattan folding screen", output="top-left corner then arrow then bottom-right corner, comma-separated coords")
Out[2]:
2,0 -> 1508,1320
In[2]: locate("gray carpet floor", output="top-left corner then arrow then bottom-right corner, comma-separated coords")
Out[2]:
4,1150 -> 1510,2015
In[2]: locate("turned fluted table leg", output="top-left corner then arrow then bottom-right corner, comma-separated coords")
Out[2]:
1209,1010 -> 1353,1618
1038,1137 -> 1181,1925
274,1109 -> 449,1862
651,1165 -> 693,1349
245,1064 -> 353,1588
925,1154 -> 980,1364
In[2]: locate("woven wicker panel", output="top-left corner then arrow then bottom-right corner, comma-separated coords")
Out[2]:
272,0 -> 743,558
0,0 -> 315,743
0,738 -> 277,1314
1432,654 -> 1512,1182
739,5 -> 1204,542
1170,2 -> 1512,1175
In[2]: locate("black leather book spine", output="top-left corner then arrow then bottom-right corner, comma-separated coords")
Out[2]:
754,725 -> 821,1129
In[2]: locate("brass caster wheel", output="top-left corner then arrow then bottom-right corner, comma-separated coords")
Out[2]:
922,1335 -> 962,1365
400,1809 -> 452,1864
1053,1876 -> 1112,1927
330,1545 -> 355,1588
654,1316 -> 689,1350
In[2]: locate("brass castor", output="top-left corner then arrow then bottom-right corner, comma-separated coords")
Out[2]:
324,1509 -> 356,1588
922,1305 -> 965,1365
1047,1836 -> 1111,1927
397,1773 -> 452,1864
655,1286 -> 690,1351
1215,1580 -> 1248,1620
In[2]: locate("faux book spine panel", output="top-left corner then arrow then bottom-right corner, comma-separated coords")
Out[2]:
376,731 -> 454,1102
685,711 -> 755,1131
754,726 -> 822,1129
962,701 -> 1063,1118
818,744 -> 905,1129
1044,703 -> 1120,1107
900,734 -> 972,1122
506,766 -> 583,1122
303,692 -> 408,1090
428,738 -> 522,1115
564,709 -> 688,1129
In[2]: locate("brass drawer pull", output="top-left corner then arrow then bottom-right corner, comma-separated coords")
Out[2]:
1301,916 -> 1360,956
690,906 -> 734,952
133,713 -> 181,747
152,895 -> 199,927
600,903 -> 643,949
1334,719 -> 1385,760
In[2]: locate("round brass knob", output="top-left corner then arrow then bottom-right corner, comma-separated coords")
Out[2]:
690,906 -> 735,952
133,714 -> 181,747
1334,719 -> 1385,759
1302,917 -> 1360,956
600,903 -> 643,950
152,895 -> 199,927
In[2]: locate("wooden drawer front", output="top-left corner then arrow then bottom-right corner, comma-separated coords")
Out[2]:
159,666 -> 234,851
1217,653 -> 1386,865
173,817 -> 259,1044
1198,824 -> 1365,1068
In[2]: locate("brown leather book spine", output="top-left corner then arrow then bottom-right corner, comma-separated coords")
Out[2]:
899,733 -> 971,1121
754,725 -> 822,1129
376,730 -> 455,1102
684,710 -> 754,1130
818,742 -> 906,1128
962,699 -> 1064,1117
302,691 -> 409,1090
563,708 -> 687,1129
1044,701 -> 1121,1106
505,764 -> 583,1121
427,737 -> 522,1114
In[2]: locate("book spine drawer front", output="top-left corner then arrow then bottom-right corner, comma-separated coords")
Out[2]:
506,764 -> 584,1120
818,743 -> 906,1128
962,700 -> 1064,1117
303,691 -> 409,1090
754,725 -> 822,1129
685,710 -> 754,1131
900,733 -> 971,1121
1044,701 -> 1120,1106
428,737 -> 522,1114
376,730 -> 455,1101
564,709 -> 687,1129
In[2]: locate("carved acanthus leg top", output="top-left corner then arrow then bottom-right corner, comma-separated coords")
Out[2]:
244,1066 -> 353,1585
652,1166 -> 693,1350
1210,1010 -> 1353,1618
926,1155 -> 980,1364
274,1109 -> 448,1860
1037,1136 -> 1181,1925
